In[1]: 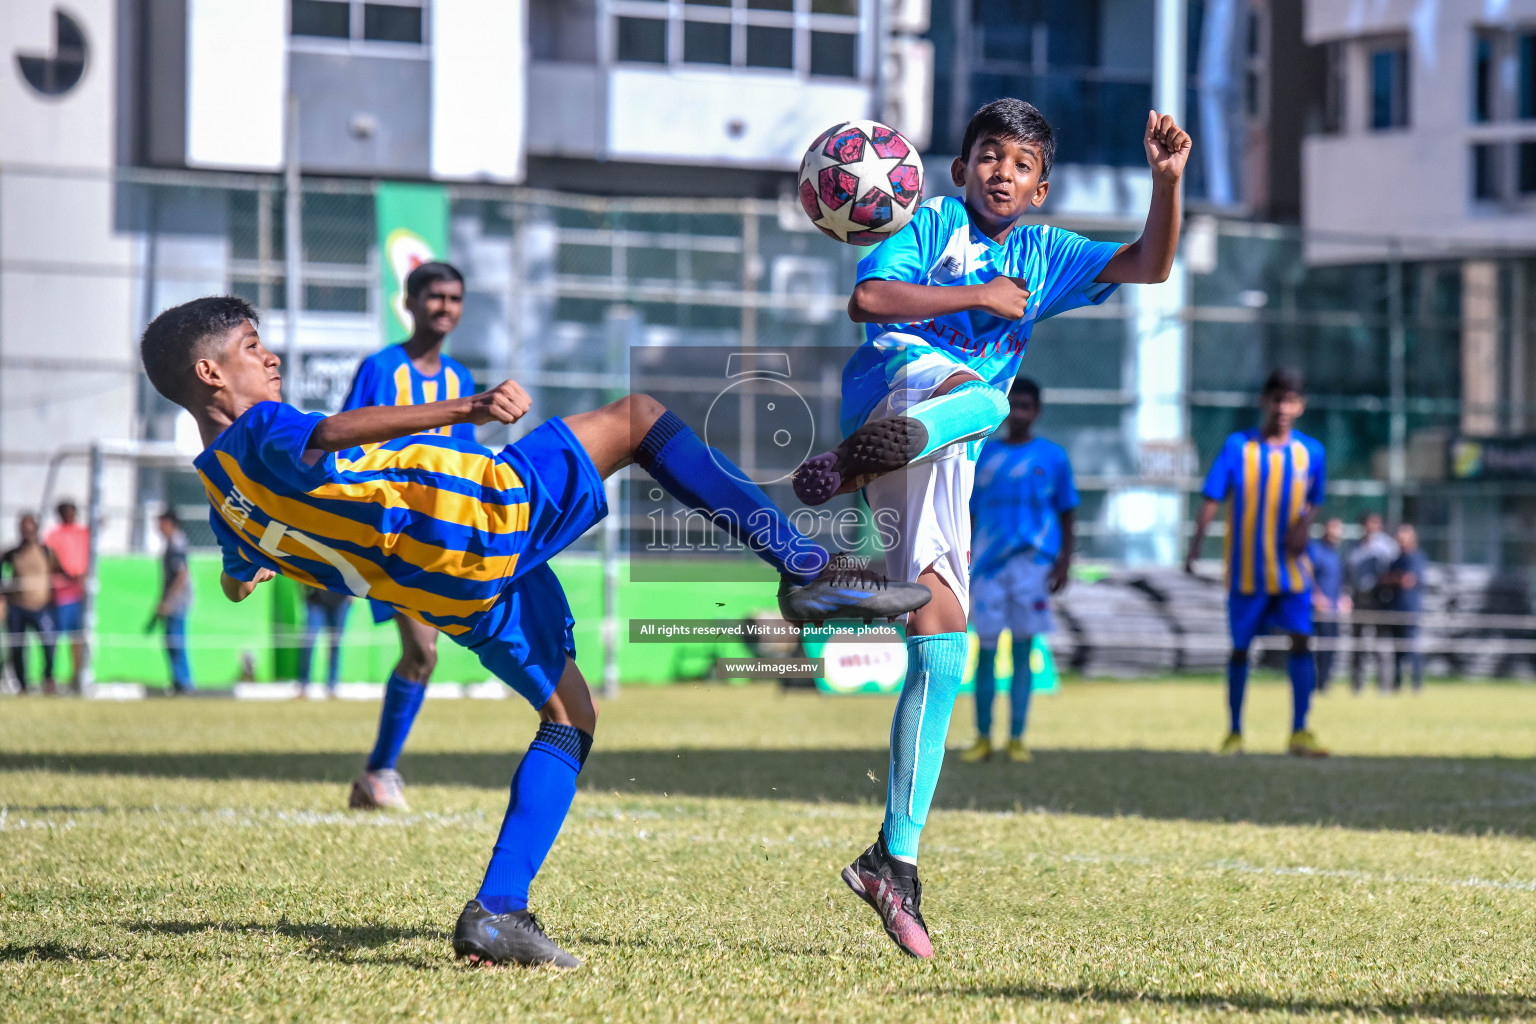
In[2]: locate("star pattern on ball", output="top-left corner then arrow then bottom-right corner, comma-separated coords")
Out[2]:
797,121 -> 925,245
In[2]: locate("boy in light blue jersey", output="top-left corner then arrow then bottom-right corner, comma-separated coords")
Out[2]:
139,296 -> 929,970
1185,368 -> 1329,758
960,377 -> 1077,764
338,262 -> 480,813
811,98 -> 1192,960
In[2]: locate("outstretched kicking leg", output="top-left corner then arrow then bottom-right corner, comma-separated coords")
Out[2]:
794,372 -> 1008,506
565,394 -> 931,623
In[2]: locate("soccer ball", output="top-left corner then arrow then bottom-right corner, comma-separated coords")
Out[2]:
797,120 -> 924,246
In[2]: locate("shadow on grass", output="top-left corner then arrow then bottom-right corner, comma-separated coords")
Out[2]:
928,982 -> 1536,1021
4,747 -> 1535,835
124,919 -> 440,965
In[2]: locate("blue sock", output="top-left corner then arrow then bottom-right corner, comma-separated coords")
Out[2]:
1009,636 -> 1035,739
1289,651 -> 1316,732
365,672 -> 427,772
476,722 -> 592,915
904,381 -> 1009,461
884,632 -> 968,862
973,645 -> 997,736
1226,657 -> 1248,735
635,411 -> 828,584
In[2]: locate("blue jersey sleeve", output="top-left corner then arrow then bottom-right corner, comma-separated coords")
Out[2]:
1202,436 -> 1239,502
855,202 -> 943,285
1054,446 -> 1080,513
209,511 -> 259,581
1034,228 -> 1123,322
1306,439 -> 1327,507
240,402 -> 328,489
340,355 -> 378,412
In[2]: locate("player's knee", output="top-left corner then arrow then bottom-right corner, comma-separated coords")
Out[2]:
621,392 -> 667,437
397,646 -> 436,681
1230,648 -> 1249,663
1289,633 -> 1310,654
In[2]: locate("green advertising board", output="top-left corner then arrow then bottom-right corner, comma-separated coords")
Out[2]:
375,181 -> 450,343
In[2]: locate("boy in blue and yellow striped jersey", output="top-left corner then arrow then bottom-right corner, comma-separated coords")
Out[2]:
139,296 -> 929,969
338,262 -> 479,813
1186,368 -> 1329,758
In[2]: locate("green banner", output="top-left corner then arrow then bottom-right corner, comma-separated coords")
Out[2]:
375,181 -> 450,343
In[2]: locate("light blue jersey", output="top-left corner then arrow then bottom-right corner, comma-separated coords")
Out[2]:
970,436 -> 1079,577
841,196 -> 1122,435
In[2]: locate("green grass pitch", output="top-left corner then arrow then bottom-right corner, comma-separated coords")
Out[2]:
3,679 -> 1535,1023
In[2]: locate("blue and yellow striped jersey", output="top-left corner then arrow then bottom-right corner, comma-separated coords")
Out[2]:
1201,427 -> 1327,595
194,401 -> 528,639
342,343 -> 477,440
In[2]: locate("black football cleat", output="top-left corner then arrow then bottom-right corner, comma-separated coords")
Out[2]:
778,553 -> 931,624
452,900 -> 581,969
840,831 -> 933,959
793,417 -> 929,506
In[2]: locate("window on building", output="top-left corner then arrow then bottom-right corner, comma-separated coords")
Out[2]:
1522,33 -> 1536,118
1322,41 -> 1345,133
1370,43 -> 1410,129
1473,33 -> 1494,122
1473,143 -> 1500,201
608,0 -> 862,78
290,0 -> 426,49
1521,141 -> 1536,194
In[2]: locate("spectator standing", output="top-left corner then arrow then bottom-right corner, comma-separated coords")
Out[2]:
155,509 -> 194,693
1347,511 -> 1399,692
299,585 -> 353,696
1308,517 -> 1350,691
1381,523 -> 1426,692
45,500 -> 89,691
2,513 -> 61,694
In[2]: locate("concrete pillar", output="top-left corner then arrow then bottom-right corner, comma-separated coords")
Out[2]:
1107,0 -> 1188,565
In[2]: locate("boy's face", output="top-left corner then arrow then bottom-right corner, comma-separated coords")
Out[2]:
1324,518 -> 1344,544
405,278 -> 464,338
1260,389 -> 1304,432
157,516 -> 176,539
950,134 -> 1049,229
18,515 -> 37,542
196,320 -> 283,407
1006,391 -> 1040,432
1397,524 -> 1417,551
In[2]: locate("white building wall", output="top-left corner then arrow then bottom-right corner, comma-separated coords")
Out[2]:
0,0 -> 138,550
1303,0 -> 1536,262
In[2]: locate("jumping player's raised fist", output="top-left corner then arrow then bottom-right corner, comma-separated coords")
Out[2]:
1143,110 -> 1191,184
468,380 -> 531,425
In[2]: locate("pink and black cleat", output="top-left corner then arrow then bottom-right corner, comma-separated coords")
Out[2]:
840,831 -> 933,959
793,417 -> 929,506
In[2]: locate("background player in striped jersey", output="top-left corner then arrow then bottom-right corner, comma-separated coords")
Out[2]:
139,296 -> 927,968
1185,368 -> 1329,758
340,262 -> 476,812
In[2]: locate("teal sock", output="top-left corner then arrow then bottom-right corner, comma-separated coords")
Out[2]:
883,632 -> 968,862
905,381 -> 1008,462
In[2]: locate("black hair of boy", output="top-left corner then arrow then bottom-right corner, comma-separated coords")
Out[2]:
1262,367 -> 1305,398
1010,377 -> 1042,402
405,261 -> 464,299
140,296 -> 260,405
960,99 -> 1057,180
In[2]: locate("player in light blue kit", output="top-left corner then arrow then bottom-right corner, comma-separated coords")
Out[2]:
799,99 -> 1191,959
959,377 -> 1077,764
340,262 -> 479,812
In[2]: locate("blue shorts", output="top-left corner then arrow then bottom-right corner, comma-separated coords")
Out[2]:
460,417 -> 608,708
54,600 -> 83,636
1228,591 -> 1312,650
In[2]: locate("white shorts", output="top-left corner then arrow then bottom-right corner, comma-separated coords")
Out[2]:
970,552 -> 1056,643
860,341 -> 978,609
